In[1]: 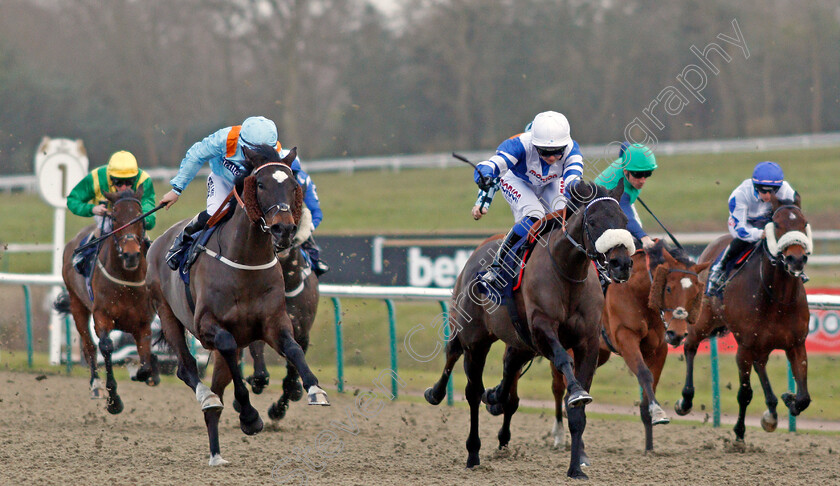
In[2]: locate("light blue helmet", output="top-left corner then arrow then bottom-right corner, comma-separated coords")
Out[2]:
240,116 -> 278,147
752,161 -> 784,187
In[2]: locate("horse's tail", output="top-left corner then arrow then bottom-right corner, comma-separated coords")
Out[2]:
53,290 -> 71,315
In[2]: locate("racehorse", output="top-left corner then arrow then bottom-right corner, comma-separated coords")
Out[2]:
146,145 -> 329,466
240,210 -> 320,420
425,181 -> 634,480
675,195 -> 812,442
550,241 -> 708,454
58,187 -> 159,414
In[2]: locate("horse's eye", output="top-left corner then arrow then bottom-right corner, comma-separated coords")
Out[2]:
665,286 -> 672,294
257,182 -> 265,190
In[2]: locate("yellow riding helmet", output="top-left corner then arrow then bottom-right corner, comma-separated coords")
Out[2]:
106,151 -> 139,179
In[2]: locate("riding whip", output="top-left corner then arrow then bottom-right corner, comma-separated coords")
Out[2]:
636,196 -> 683,250
452,152 -> 499,215
73,202 -> 165,254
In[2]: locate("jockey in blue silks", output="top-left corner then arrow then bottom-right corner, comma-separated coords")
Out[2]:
472,111 -> 584,291
286,151 -> 329,275
706,161 -> 801,297
160,116 -> 328,274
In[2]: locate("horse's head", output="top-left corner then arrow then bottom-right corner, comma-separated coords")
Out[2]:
240,144 -> 302,251
646,241 -> 710,346
765,194 -> 812,278
103,186 -> 145,271
567,181 -> 634,282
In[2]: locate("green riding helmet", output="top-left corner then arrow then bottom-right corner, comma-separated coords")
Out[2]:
620,143 -> 657,172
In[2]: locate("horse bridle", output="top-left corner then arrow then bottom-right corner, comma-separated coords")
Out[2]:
562,196 -> 621,283
236,162 -> 296,233
107,197 -> 145,260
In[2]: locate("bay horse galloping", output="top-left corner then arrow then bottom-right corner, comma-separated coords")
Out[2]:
58,187 -> 159,414
551,241 -> 709,454
425,181 -> 634,480
675,195 -> 812,442
240,211 -> 320,420
146,145 -> 329,466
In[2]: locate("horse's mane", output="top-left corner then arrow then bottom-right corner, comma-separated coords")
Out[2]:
646,239 -> 695,269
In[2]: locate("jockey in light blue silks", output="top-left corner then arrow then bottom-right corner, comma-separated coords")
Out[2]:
472,111 -> 584,291
705,161 -> 802,297
160,116 -> 328,274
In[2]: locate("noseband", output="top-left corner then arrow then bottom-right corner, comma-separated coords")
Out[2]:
563,196 -> 623,282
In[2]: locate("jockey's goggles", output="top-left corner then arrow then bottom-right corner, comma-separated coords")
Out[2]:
754,184 -> 779,194
535,145 -> 567,158
111,176 -> 136,187
627,169 -> 653,179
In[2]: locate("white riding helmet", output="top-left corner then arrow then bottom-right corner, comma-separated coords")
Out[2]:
530,111 -> 572,149
240,116 -> 278,147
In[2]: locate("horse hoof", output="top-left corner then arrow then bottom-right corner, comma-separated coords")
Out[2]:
240,414 -> 264,436
761,410 -> 778,432
674,398 -> 691,416
567,469 -> 589,480
208,454 -> 229,466
424,387 -> 443,406
466,454 -> 480,468
90,378 -> 104,399
307,385 -> 330,406
486,402 -> 504,416
268,402 -> 287,421
286,381 -> 304,402
146,373 -> 160,387
781,393 -> 800,416
246,374 -> 269,395
233,399 -> 241,413
196,383 -> 223,411
650,404 -> 670,425
106,396 -> 124,415
566,390 -> 592,408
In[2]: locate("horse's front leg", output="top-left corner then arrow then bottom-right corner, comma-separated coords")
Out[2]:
733,346 -> 755,442
483,345 -> 532,449
782,344 -> 810,416
550,363 -> 566,449
265,316 -> 328,407
563,333 -> 600,479
207,324 -> 263,437
246,341 -> 270,395
155,303 -> 224,465
93,313 -> 123,415
131,326 -> 160,386
752,354 -> 779,432
463,341 -> 491,468
675,321 -> 712,416
531,314 -> 591,408
69,295 -> 101,398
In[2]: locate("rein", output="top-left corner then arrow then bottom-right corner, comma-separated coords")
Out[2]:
758,239 -> 801,306
560,196 -> 620,284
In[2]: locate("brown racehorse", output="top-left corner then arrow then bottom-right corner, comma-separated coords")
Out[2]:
58,187 -> 159,415
550,241 -> 709,456
146,145 -> 329,466
239,218 -> 320,420
425,181 -> 634,480
675,195 -> 812,442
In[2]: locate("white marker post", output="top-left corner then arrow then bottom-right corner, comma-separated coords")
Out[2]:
34,138 -> 88,365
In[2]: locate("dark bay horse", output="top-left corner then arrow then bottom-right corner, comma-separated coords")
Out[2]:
675,195 -> 812,442
146,146 -> 329,466
551,241 -> 709,454
425,181 -> 634,480
239,214 -> 320,420
58,187 -> 159,414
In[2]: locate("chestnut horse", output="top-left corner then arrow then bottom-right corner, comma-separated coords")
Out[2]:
425,181 -> 634,480
551,241 -> 709,455
58,187 -> 159,414
675,195 -> 812,442
146,145 -> 329,466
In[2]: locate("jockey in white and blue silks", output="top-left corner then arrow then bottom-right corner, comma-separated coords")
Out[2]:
706,161 -> 799,296
472,111 -> 584,290
161,116 -> 283,270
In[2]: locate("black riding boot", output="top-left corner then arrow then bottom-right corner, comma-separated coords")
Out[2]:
166,211 -> 209,271
302,236 -> 329,276
706,240 -> 744,297
480,228 -> 523,291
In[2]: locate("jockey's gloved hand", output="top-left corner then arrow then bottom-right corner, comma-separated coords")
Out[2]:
473,164 -> 496,191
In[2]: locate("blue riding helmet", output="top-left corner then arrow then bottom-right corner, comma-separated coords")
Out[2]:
752,161 -> 784,187
240,116 -> 278,148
